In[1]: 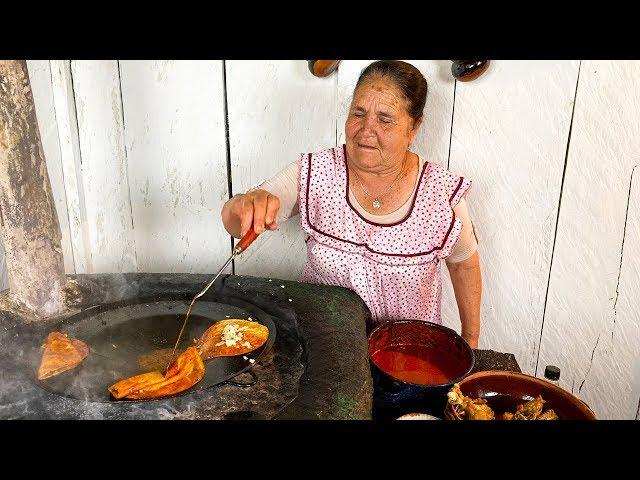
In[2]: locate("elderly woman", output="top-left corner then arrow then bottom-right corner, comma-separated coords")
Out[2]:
222,60 -> 481,348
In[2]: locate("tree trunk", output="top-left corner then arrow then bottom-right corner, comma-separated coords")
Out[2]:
0,60 -> 68,318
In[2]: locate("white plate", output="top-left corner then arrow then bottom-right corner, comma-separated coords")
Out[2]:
397,413 -> 441,420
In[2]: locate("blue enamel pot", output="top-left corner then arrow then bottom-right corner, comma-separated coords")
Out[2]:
368,320 -> 475,419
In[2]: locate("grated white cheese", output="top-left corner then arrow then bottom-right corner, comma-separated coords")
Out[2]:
221,323 -> 244,347
249,358 -> 255,364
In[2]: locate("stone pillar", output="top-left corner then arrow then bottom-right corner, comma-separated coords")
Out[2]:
0,60 -> 68,318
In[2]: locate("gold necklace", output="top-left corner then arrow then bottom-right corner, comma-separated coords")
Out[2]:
351,159 -> 407,210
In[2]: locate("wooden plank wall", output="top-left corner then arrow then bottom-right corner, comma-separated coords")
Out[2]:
226,60 -> 336,279
537,61 -> 640,419
444,61 -> 580,375
118,60 -> 230,274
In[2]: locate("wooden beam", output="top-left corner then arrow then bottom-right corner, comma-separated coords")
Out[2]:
0,60 -> 68,318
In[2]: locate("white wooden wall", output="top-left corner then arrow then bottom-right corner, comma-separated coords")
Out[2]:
226,61 -> 336,279
444,61 -> 580,376
0,60 -> 637,419
537,61 -> 640,420
118,60 -> 230,274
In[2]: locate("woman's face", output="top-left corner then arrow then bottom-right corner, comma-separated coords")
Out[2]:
345,78 -> 421,172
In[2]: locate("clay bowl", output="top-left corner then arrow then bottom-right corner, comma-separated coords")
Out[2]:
444,370 -> 596,420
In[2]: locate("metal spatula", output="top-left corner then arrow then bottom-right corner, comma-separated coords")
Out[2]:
165,229 -> 260,371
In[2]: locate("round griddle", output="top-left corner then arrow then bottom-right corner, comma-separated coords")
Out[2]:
33,297 -> 276,403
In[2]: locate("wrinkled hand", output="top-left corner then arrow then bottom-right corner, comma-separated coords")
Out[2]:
222,189 -> 280,238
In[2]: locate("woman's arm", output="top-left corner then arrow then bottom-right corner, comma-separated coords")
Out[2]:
446,250 -> 482,348
221,160 -> 301,238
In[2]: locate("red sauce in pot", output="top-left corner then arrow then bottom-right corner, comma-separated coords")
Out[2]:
371,345 -> 463,385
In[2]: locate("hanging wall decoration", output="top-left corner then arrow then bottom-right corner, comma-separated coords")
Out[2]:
308,60 -> 341,78
451,60 -> 491,81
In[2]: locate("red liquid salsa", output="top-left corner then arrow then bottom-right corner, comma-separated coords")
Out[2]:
371,344 -> 463,385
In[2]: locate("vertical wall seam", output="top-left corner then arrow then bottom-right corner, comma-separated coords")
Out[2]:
68,61 -> 94,273
48,60 -> 77,274
446,80 -> 457,170
116,60 -> 138,271
222,60 -> 235,274
534,60 -> 582,376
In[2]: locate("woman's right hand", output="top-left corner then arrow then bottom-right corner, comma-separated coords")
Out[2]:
221,189 -> 281,238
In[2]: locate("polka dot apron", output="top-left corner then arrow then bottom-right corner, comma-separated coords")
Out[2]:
298,145 -> 471,327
